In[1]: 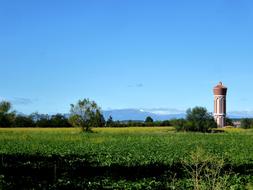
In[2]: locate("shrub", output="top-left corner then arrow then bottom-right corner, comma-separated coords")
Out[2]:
241,118 -> 253,129
183,147 -> 241,190
176,107 -> 217,132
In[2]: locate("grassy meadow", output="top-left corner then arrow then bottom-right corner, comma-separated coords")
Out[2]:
0,127 -> 253,189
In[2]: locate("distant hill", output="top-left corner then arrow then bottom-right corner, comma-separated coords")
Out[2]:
227,111 -> 253,119
64,109 -> 253,121
103,109 -> 185,121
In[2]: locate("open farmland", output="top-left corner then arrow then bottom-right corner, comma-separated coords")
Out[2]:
0,127 -> 253,189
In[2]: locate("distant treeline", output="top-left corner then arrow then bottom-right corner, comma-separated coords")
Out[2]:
240,118 -> 253,129
1,100 -> 252,129
0,112 -> 71,128
0,100 -> 176,128
105,116 -> 172,127
0,112 -> 173,128
1,111 -> 244,129
0,100 -> 182,128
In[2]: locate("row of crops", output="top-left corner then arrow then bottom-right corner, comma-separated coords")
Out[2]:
0,128 -> 253,189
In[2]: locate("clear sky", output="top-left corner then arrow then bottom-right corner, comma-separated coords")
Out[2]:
0,0 -> 253,114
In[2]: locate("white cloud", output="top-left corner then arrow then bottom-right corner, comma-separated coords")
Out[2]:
0,97 -> 35,105
141,108 -> 185,115
12,97 -> 33,105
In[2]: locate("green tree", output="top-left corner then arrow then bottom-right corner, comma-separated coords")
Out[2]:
69,98 -> 103,132
145,116 -> 154,123
170,119 -> 186,128
35,114 -> 51,128
0,113 -> 12,128
177,107 -> 217,132
160,120 -> 171,126
186,107 -> 217,132
0,101 -> 11,113
106,116 -> 114,127
29,112 -> 41,122
13,115 -> 35,128
51,114 -> 72,128
92,110 -> 105,127
0,101 -> 15,127
241,118 -> 252,129
225,117 -> 234,126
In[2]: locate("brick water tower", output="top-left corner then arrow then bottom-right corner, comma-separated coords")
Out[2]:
213,82 -> 227,128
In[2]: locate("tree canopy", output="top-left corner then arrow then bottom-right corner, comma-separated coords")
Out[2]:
176,106 -> 217,132
0,101 -> 11,114
145,116 -> 154,123
69,99 -> 105,132
241,118 -> 253,129
0,101 -> 15,127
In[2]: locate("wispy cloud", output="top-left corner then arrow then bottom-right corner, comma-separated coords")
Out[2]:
0,97 -> 35,107
12,97 -> 34,105
240,98 -> 248,102
128,83 -> 144,88
229,110 -> 253,115
140,108 -> 185,115
136,83 -> 143,87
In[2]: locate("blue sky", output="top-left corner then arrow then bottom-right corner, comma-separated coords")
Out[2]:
0,0 -> 253,114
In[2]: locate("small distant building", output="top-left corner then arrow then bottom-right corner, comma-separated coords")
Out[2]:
233,121 -> 241,128
213,82 -> 227,128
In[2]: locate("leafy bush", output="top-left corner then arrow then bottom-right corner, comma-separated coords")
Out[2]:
176,107 -> 217,132
241,118 -> 253,129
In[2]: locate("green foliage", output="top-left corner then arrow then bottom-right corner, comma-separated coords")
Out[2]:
183,147 -> 234,190
0,113 -> 12,128
69,98 -> 104,132
0,128 -> 252,189
68,114 -> 82,128
0,101 -> 15,128
170,119 -> 186,127
104,119 -> 171,128
145,116 -> 154,123
160,120 -> 171,126
0,128 -> 253,165
241,118 -> 253,129
106,116 -> 114,127
0,100 -> 173,128
190,147 -> 249,190
176,107 -> 217,132
25,113 -> 72,128
13,115 -> 35,128
92,110 -> 105,127
225,117 -> 234,126
0,101 -> 11,113
50,114 -> 72,128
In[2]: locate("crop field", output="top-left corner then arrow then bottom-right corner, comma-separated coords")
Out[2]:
0,127 -> 253,189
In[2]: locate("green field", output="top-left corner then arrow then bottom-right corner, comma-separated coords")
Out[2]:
0,127 -> 253,189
